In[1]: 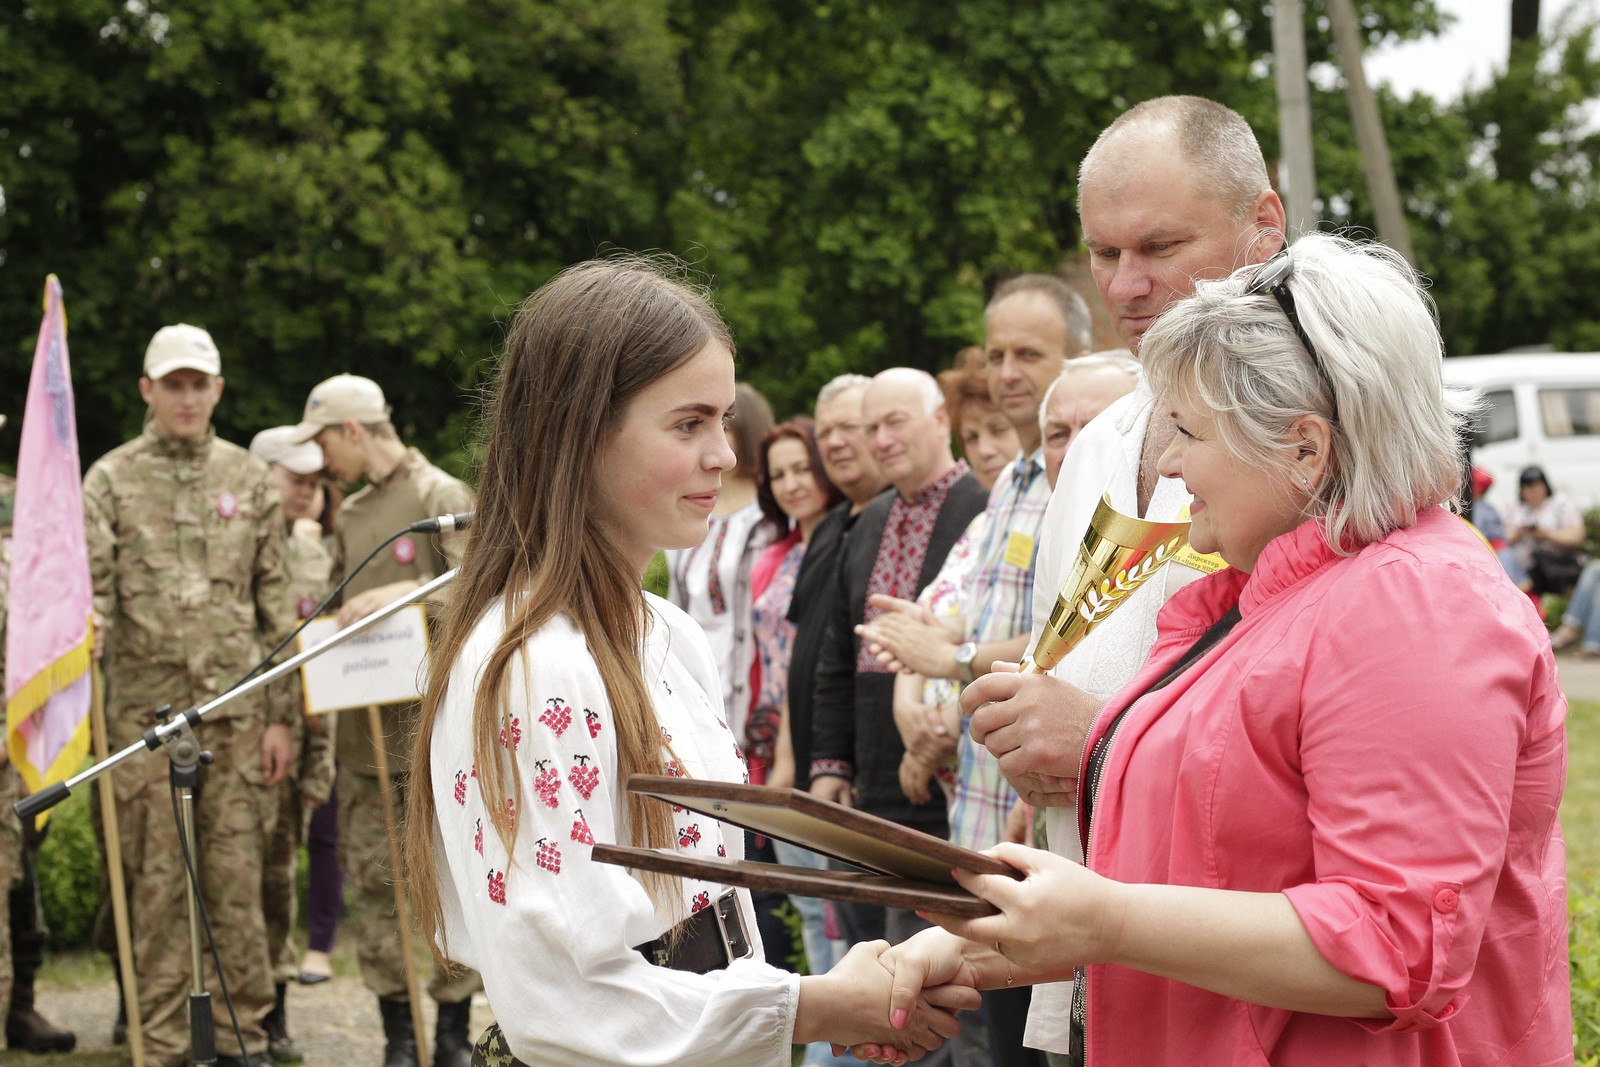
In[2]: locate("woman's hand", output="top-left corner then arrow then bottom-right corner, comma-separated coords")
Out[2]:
920,844 -> 1392,1019
795,940 -> 980,1061
922,843 -> 1118,979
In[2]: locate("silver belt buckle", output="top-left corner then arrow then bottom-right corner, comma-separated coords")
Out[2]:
712,889 -> 754,963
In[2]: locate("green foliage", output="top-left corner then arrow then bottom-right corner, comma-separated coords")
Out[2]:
35,777 -> 102,949
0,0 -> 1597,470
1575,890 -> 1600,1061
1567,696 -> 1600,1058
643,551 -> 670,598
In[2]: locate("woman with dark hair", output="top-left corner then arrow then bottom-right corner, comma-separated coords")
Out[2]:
752,416 -> 845,792
747,418 -> 850,1064
405,257 -> 971,1066
1501,464 -> 1585,598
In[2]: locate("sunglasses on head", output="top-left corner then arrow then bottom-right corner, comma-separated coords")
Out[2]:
1245,251 -> 1339,422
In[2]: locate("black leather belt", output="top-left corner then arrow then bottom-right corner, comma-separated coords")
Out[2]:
634,890 -> 753,973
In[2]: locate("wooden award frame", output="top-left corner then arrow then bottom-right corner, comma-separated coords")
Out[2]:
591,775 -> 1019,917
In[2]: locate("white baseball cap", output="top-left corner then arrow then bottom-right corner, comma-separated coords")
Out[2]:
144,324 -> 221,380
250,426 -> 325,475
284,374 -> 390,444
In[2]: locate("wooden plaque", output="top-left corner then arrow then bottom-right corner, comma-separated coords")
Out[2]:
589,775 -> 1019,915
593,845 -> 997,917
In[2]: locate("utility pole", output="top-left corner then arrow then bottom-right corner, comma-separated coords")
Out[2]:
1327,0 -> 1415,263
1272,0 -> 1318,238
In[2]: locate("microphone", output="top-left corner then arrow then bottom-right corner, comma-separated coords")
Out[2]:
409,511 -> 474,534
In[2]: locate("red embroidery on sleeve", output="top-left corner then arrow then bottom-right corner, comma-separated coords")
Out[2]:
540,698 -> 573,736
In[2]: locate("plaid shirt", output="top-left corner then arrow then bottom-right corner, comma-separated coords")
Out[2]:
948,448 -> 1050,850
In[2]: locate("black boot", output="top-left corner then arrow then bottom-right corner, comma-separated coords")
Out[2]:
433,998 -> 474,1067
110,993 -> 127,1046
378,997 -> 419,1067
7,848 -> 76,1054
5,961 -> 77,1053
264,981 -> 302,1063
110,959 -> 127,1046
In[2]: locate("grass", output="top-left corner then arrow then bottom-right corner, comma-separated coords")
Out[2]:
1567,698 -> 1600,1063
1566,698 -> 1600,887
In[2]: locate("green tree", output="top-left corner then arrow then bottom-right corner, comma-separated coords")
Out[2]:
1307,7 -> 1600,356
8,0 -> 1596,474
665,0 -> 1452,415
0,0 -> 691,470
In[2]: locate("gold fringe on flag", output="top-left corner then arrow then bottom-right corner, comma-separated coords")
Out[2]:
6,613 -> 96,814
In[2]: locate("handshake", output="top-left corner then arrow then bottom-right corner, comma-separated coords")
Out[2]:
801,937 -> 979,1065
801,844 -> 1099,1064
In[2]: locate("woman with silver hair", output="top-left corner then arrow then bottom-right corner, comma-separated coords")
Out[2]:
862,233 -> 1569,1067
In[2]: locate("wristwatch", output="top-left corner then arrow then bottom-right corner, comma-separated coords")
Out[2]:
954,641 -> 978,685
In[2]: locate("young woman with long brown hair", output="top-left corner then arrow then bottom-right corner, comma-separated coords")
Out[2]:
404,257 -> 972,1066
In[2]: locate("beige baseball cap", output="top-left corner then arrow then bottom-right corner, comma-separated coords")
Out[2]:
285,374 -> 390,443
250,426 -> 325,475
144,324 -> 222,380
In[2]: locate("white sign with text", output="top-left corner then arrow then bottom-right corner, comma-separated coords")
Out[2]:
296,605 -> 430,715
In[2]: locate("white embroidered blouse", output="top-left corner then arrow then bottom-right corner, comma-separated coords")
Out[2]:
429,592 -> 799,1065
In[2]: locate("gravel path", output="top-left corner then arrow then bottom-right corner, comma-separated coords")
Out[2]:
20,967 -> 496,1067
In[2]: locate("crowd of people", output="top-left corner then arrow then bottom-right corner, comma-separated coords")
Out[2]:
0,329 -> 478,1066
0,91 -> 1577,1067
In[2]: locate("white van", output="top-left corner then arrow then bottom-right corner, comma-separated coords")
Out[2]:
1442,352 -> 1600,512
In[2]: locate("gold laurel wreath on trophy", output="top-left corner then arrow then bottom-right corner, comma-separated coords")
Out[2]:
1020,495 -> 1192,675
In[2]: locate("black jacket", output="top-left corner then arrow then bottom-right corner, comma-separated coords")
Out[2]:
784,499 -> 859,792
809,470 -> 989,833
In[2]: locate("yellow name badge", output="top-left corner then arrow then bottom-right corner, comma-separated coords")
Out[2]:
1004,530 -> 1037,570
1171,504 -> 1228,574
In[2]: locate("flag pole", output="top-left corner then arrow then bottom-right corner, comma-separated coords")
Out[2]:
369,706 -> 431,1067
91,659 -> 145,1067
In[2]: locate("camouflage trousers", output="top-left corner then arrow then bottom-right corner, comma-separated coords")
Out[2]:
102,715 -> 280,1067
472,1022 -> 530,1066
262,777 -> 308,983
338,770 -> 478,1003
0,762 -> 22,1023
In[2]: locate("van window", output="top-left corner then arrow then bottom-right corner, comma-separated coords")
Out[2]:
1538,386 -> 1600,438
1470,389 -> 1519,446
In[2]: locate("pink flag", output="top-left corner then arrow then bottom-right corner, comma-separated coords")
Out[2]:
6,275 -> 93,805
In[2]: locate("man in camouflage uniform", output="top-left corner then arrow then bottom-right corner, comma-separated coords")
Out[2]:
284,375 -> 477,1067
247,427 -> 338,1065
0,470 -> 78,1059
84,324 -> 298,1067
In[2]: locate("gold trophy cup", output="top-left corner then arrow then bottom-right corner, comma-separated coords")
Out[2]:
1020,495 -> 1191,674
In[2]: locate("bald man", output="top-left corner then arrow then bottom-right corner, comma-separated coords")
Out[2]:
807,370 -> 988,952
1039,352 -> 1142,489
961,96 -> 1286,1064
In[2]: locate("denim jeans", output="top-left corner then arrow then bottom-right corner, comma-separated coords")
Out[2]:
1562,559 -> 1600,651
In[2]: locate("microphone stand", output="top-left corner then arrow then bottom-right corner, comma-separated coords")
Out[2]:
14,567 -> 458,1062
